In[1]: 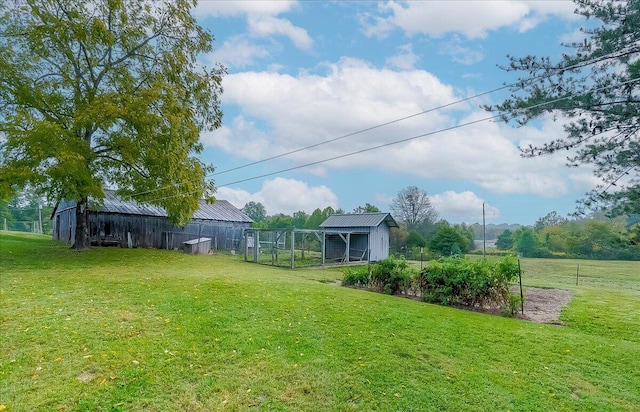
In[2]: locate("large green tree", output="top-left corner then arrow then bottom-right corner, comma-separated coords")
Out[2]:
306,206 -> 336,229
487,0 -> 640,216
0,0 -> 224,248
430,224 -> 470,256
514,228 -> 540,258
242,201 -> 267,223
496,229 -> 514,250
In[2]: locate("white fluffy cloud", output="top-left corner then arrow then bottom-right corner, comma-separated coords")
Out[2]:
205,36 -> 270,69
202,58 -> 594,201
202,57 -> 458,159
194,0 -> 311,60
438,37 -> 485,65
216,177 -> 338,215
386,43 -> 419,70
193,1 -> 298,18
431,191 -> 501,223
361,1 -> 576,39
248,15 -> 313,51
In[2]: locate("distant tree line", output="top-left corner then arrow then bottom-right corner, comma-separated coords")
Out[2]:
242,202 -> 344,230
496,212 -> 640,261
242,188 -> 640,262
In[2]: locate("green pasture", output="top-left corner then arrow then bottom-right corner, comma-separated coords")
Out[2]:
1,232 -> 639,411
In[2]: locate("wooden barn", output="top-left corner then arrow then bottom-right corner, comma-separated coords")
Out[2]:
319,213 -> 398,262
51,190 -> 253,252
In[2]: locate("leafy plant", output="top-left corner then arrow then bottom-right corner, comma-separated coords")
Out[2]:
369,256 -> 416,295
342,266 -> 370,287
419,256 -> 521,315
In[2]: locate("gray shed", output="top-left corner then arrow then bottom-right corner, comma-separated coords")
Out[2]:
319,213 -> 398,262
52,190 -> 253,251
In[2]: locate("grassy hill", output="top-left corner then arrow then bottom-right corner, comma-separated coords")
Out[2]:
1,232 -> 638,411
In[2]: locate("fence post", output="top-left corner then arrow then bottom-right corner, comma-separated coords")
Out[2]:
518,259 -> 524,315
291,230 -> 295,269
576,263 -> 579,286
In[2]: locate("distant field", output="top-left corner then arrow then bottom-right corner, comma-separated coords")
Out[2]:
1,232 -> 639,411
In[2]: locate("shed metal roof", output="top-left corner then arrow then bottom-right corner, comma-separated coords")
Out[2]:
319,213 -> 398,229
89,190 -> 253,223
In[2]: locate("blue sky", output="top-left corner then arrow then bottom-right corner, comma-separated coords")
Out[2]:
191,0 -> 596,225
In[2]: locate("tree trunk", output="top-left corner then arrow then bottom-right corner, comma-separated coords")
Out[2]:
72,197 -> 91,249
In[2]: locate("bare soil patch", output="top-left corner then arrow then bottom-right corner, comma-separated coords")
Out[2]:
515,287 -> 572,324
335,281 -> 572,324
454,287 -> 572,324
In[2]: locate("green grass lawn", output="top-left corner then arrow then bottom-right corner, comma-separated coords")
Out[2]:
1,232 -> 639,411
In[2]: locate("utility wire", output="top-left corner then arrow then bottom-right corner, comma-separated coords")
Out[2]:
212,45 -> 640,178
143,76 -> 640,205
130,46 -> 640,199
211,85 -> 506,177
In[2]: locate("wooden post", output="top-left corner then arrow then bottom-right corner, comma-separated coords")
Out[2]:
576,263 -> 580,286
345,233 -> 351,263
291,230 -> 295,269
38,202 -> 43,234
244,231 -> 248,261
253,231 -> 259,263
321,231 -> 326,266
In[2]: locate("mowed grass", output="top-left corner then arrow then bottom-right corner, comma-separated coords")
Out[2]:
1,232 -> 639,411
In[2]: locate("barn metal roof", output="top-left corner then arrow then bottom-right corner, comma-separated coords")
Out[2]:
89,190 -> 253,223
319,213 -> 398,229
193,199 -> 253,223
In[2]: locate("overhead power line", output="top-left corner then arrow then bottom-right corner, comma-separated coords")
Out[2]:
130,46 -> 640,200
213,44 -> 640,177
212,85 -> 507,176
142,76 -> 640,205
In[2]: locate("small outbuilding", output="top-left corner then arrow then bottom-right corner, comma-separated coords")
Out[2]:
183,237 -> 213,255
320,213 -> 398,262
52,190 -> 253,252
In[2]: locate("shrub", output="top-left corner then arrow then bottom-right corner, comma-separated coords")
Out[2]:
419,256 -> 522,316
370,256 -> 416,295
502,293 -> 524,317
342,266 -> 370,287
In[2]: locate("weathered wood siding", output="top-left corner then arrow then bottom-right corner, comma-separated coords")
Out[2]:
52,201 -> 76,244
52,205 -> 250,251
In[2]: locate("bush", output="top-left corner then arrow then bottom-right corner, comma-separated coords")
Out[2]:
369,256 -> 416,295
342,266 -> 370,287
419,256 -> 522,315
502,293 -> 524,317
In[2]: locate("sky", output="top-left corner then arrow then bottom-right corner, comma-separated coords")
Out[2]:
190,0 -> 597,225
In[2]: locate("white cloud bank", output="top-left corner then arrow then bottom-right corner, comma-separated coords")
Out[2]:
360,1 -> 577,39
195,0 -> 312,69
217,177 -> 338,216
431,191 -> 501,223
201,57 -> 594,199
